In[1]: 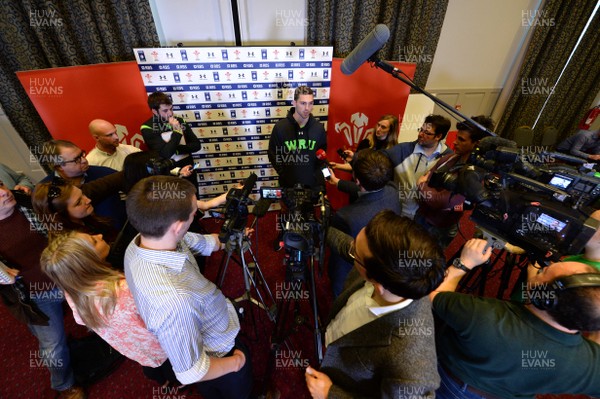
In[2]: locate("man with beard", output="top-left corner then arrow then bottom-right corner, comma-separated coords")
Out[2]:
268,86 -> 327,189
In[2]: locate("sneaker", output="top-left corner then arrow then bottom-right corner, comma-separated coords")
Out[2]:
57,385 -> 86,399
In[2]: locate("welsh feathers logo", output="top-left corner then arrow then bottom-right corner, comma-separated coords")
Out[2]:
334,112 -> 373,147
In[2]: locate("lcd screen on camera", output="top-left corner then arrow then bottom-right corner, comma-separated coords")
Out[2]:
549,175 -> 573,189
261,188 -> 282,199
537,213 -> 567,232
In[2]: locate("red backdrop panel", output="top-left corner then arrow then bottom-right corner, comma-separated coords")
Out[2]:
326,58 -> 415,210
17,61 -> 149,152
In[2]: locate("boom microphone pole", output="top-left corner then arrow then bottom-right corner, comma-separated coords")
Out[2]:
341,24 -> 497,137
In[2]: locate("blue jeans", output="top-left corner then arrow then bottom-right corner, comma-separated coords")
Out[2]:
436,364 -> 487,399
27,288 -> 74,391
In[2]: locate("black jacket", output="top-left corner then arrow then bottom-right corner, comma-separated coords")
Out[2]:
141,115 -> 201,167
267,108 -> 327,188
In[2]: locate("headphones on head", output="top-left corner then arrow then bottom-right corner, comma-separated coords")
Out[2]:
530,273 -> 600,310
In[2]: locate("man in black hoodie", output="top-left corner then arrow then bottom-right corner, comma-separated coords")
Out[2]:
268,86 -> 327,188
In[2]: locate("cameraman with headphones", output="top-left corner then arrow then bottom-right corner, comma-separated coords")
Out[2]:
431,239 -> 600,398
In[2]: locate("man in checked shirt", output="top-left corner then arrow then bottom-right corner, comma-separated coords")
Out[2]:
124,175 -> 252,398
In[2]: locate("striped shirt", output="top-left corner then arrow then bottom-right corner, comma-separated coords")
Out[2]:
124,232 -> 240,384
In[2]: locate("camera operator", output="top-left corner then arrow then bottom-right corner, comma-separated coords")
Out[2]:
267,86 -> 327,189
327,149 -> 401,296
306,211 -> 446,398
415,116 -> 495,247
431,239 -> 600,398
124,176 -> 252,398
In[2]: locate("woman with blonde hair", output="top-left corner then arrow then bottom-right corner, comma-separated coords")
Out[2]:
40,231 -> 178,386
329,114 -> 399,195
332,114 -> 399,171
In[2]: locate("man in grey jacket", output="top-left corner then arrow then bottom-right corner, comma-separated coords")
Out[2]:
305,210 -> 446,398
556,129 -> 600,161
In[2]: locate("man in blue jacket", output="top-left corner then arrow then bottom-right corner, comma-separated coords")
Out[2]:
383,114 -> 452,219
328,149 -> 401,296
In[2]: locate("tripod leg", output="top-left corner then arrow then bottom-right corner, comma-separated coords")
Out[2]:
307,257 -> 323,363
217,249 -> 235,288
261,298 -> 292,397
245,245 -> 277,319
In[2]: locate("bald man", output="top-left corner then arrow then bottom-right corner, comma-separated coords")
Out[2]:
87,119 -> 141,171
432,239 -> 600,398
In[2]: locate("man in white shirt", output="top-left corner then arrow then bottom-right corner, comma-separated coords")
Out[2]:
124,175 -> 252,398
87,119 -> 141,171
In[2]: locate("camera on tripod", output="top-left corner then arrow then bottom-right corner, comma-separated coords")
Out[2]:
428,136 -> 600,264
261,185 -> 324,281
219,173 -> 257,243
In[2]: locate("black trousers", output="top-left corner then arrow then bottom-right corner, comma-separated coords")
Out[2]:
195,337 -> 254,399
142,358 -> 180,386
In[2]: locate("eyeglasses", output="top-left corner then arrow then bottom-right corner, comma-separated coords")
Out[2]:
417,127 -> 436,137
348,240 -> 366,268
62,151 -> 87,165
47,177 -> 65,212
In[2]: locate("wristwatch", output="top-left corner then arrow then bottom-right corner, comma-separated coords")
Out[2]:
452,258 -> 471,273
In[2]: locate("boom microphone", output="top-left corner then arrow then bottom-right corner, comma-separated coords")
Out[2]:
477,136 -> 517,154
340,24 -> 390,75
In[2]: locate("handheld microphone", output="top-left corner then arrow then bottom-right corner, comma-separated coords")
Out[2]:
316,149 -> 332,168
240,173 -> 258,199
340,24 -> 390,75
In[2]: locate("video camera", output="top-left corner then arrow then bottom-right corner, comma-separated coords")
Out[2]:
218,173 -> 257,243
261,185 -> 327,281
428,136 -> 600,264
146,158 -> 176,176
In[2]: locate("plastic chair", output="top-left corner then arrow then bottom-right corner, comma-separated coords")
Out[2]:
540,125 -> 559,148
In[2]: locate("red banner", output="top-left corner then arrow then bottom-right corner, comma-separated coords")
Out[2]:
326,58 -> 415,210
17,62 -> 148,152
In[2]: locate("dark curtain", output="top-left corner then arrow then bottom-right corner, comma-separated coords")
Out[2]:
307,0 -> 448,89
0,0 -> 159,152
496,0 -> 600,142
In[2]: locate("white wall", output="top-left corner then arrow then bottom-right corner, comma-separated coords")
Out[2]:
427,0 -> 539,90
149,0 -> 237,45
238,0 -> 307,45
0,105 -> 46,183
422,0 -> 540,125
149,0 -> 307,46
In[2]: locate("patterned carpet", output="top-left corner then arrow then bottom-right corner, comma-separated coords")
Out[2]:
0,211 -> 595,398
